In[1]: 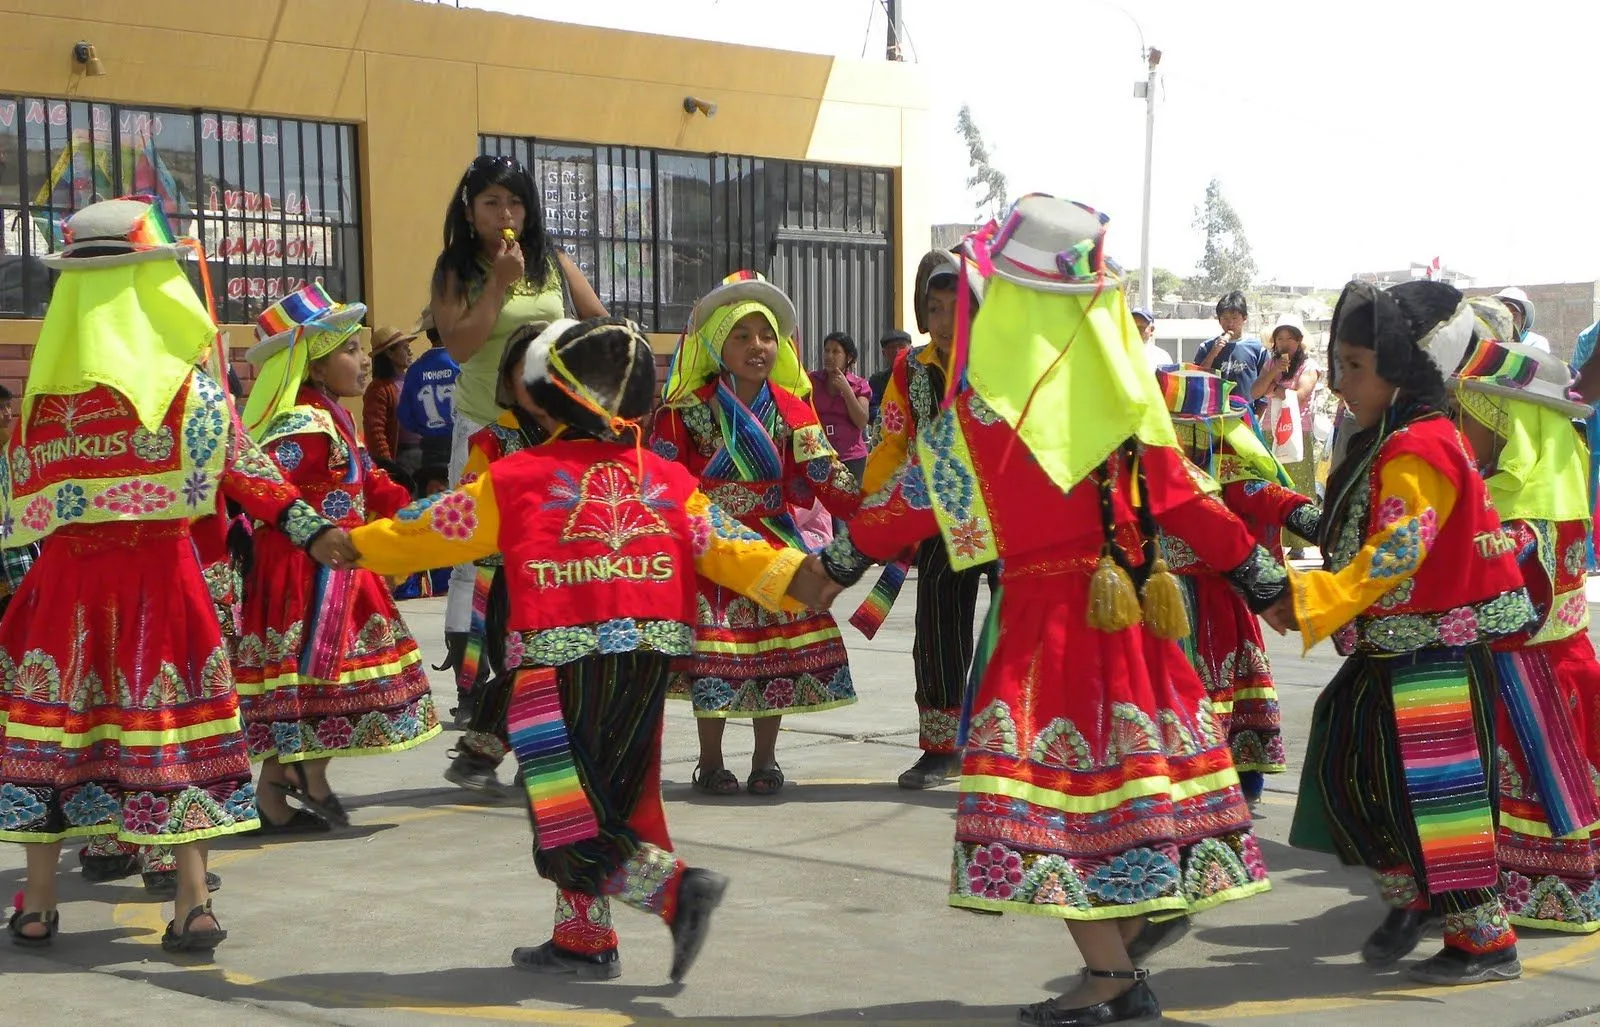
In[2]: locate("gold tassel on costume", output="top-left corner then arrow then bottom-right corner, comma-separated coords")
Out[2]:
1140,555 -> 1190,641
1087,548 -> 1142,632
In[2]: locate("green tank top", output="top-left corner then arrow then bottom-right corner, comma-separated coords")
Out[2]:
453,260 -> 564,426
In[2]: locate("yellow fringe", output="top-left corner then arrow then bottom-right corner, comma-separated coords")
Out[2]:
1087,552 -> 1142,632
1140,557 -> 1191,641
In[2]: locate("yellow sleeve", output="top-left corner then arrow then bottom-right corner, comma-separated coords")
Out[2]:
862,370 -> 911,495
1289,454 -> 1458,652
352,471 -> 502,576
459,436 -> 491,484
686,490 -> 807,614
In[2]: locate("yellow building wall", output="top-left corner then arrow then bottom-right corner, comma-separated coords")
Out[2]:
0,0 -> 931,363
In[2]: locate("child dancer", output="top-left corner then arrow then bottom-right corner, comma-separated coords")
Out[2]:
652,272 -> 859,797
350,317 -> 839,981
445,321 -> 551,796
860,249 -> 997,788
818,196 -> 1280,1025
1,197 -> 347,952
1449,315 -> 1600,934
1279,280 -> 1537,985
235,285 -> 441,832
1158,368 -> 1319,803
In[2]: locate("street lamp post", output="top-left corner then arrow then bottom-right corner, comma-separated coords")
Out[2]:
1134,47 -> 1161,310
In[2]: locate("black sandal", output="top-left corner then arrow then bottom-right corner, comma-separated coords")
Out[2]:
692,765 -> 741,796
161,901 -> 227,953
746,764 -> 785,796
273,763 -> 351,827
8,907 -> 59,948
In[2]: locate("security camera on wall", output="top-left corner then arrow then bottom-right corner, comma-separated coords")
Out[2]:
682,96 -> 717,118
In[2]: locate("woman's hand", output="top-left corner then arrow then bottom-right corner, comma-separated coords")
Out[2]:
828,369 -> 849,395
309,528 -> 360,570
490,235 -> 525,290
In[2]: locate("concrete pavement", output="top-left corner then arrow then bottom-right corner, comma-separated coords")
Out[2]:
5,582 -> 1600,1027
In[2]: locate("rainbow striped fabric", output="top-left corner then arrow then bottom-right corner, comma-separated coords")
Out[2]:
1494,649 -> 1600,838
256,283 -> 344,343
848,558 -> 910,639
457,565 -> 497,695
508,667 -> 599,849
1390,657 -> 1498,893
1454,339 -> 1539,389
1157,366 -> 1233,421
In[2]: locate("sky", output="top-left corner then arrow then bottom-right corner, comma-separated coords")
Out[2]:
440,0 -> 1600,289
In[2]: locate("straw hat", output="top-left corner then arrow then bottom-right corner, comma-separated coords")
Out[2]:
370,325 -> 418,357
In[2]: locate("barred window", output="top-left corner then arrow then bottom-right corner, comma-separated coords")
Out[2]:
0,96 -> 362,322
478,136 -> 893,365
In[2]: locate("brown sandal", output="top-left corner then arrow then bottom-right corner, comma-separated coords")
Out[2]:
8,907 -> 59,948
746,764 -> 785,796
692,765 -> 740,796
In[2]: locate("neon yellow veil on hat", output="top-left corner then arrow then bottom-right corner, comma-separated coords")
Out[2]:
1452,336 -> 1591,526
24,198 -> 217,439
241,284 -> 367,439
950,196 -> 1177,499
660,270 -> 809,405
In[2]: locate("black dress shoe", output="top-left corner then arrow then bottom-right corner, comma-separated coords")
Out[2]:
898,752 -> 963,790
1125,915 -> 1190,962
669,867 -> 729,983
1361,908 -> 1434,968
1407,944 -> 1521,985
1019,972 -> 1162,1026
511,939 -> 621,980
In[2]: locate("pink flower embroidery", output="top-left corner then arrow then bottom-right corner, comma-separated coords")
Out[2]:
881,400 -> 906,435
430,492 -> 478,541
1501,871 -> 1533,911
1416,508 -> 1439,550
94,480 -> 176,515
315,717 -> 354,752
458,472 -> 480,486
1438,606 -> 1479,646
966,843 -> 1024,900
21,495 -> 52,532
121,792 -> 169,836
688,515 -> 712,556
1375,495 -> 1407,529
1558,594 -> 1588,628
763,678 -> 796,709
502,632 -> 526,670
1333,623 -> 1359,652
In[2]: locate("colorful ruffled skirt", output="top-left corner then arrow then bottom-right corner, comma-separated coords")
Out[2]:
234,526 -> 439,762
949,567 -> 1269,919
1176,573 -> 1286,775
0,522 -> 258,845
1497,634 -> 1600,933
669,580 -> 856,719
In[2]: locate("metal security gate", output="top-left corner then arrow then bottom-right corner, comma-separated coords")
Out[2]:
770,230 -> 895,377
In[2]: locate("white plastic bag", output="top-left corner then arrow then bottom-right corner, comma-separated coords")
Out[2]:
1268,394 -> 1304,463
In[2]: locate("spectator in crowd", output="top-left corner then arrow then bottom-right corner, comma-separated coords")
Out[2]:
808,331 -> 872,492
1133,306 -> 1172,368
1264,314 -> 1321,558
398,313 -> 459,473
1495,286 -> 1552,353
362,325 -> 419,471
1195,290 -> 1274,415
868,329 -> 912,425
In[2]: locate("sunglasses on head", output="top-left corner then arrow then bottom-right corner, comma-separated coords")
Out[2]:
470,153 -> 521,173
